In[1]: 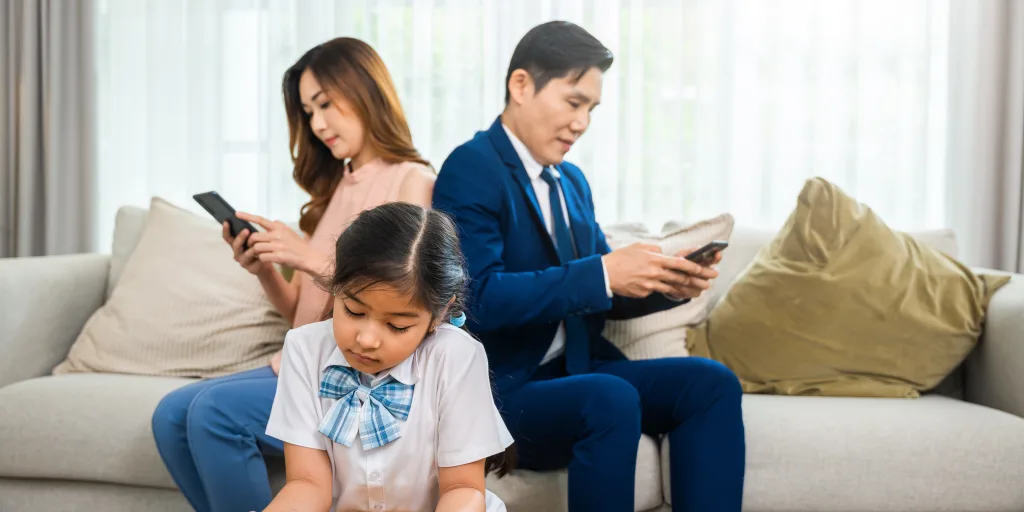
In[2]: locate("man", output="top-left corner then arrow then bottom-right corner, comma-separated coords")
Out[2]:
432,21 -> 745,512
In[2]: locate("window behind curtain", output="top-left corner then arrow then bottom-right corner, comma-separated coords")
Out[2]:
93,0 -> 949,252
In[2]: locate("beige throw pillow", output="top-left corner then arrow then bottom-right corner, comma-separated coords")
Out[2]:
602,214 -> 735,360
54,197 -> 289,378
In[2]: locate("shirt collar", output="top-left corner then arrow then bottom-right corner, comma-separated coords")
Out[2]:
322,347 -> 418,386
501,123 -> 559,180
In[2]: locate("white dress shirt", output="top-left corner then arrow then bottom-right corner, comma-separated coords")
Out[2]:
266,321 -> 514,512
501,124 -> 613,365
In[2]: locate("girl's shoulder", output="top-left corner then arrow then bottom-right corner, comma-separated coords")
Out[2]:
282,319 -> 337,366
412,325 -> 489,379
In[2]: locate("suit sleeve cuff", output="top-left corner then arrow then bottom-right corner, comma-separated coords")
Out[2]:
601,258 -> 613,298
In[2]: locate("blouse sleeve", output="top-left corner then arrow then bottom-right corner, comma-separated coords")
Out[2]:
265,329 -> 328,450
434,331 -> 515,467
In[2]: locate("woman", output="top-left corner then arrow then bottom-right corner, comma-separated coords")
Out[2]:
151,37 -> 435,512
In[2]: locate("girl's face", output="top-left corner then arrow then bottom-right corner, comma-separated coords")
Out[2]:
333,284 -> 436,374
298,69 -> 367,162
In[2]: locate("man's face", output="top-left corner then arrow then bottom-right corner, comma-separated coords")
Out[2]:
513,67 -> 603,166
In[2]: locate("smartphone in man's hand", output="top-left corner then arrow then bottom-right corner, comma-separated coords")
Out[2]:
682,240 -> 729,266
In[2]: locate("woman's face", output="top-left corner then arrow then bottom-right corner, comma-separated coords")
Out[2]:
298,69 -> 366,162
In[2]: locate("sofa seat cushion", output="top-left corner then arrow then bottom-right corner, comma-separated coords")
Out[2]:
487,433 -> 662,512
662,394 -> 1024,511
0,374 -> 194,488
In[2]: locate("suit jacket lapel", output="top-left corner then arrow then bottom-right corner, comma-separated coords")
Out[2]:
485,118 -> 558,261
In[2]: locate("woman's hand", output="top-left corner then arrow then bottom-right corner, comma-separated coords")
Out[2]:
236,212 -> 330,277
223,222 -> 264,275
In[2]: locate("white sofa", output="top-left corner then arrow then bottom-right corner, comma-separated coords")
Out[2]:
2,206 -> 1024,512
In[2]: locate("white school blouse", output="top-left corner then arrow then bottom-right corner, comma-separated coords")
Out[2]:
266,321 -> 514,512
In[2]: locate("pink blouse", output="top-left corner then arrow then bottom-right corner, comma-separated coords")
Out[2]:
292,159 -> 432,328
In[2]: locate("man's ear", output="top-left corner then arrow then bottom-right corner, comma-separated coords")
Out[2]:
507,69 -> 534,106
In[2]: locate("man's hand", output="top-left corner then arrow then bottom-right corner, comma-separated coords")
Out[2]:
665,246 -> 724,300
602,243 -> 719,299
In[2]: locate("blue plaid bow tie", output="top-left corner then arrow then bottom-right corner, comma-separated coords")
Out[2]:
317,365 -> 414,450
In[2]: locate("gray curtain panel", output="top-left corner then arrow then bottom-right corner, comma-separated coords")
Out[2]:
944,0 -> 1024,272
1,0 -> 95,258
995,0 -> 1024,273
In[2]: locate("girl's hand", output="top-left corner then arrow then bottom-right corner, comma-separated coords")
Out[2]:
236,212 -> 330,276
223,222 -> 264,275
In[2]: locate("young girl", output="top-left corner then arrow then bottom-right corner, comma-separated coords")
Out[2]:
152,38 -> 435,512
265,202 -> 515,512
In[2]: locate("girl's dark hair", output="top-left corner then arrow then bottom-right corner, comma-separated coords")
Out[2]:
321,201 -> 516,477
282,38 -> 430,236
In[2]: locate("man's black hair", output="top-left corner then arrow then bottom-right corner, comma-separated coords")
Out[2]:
504,21 -> 614,104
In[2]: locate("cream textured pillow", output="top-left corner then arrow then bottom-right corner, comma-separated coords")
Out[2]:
602,214 -> 735,360
54,197 -> 289,378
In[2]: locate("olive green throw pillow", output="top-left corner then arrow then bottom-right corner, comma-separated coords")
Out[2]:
686,178 -> 1009,398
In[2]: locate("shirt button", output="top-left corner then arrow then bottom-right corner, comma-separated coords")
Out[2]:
369,471 -> 380,481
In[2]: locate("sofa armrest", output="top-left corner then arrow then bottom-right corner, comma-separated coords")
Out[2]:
966,271 -> 1024,418
0,254 -> 109,389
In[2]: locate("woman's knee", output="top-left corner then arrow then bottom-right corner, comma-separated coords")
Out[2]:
187,385 -> 240,430
152,386 -> 195,444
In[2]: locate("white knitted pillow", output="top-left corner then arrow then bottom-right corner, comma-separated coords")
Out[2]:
601,214 -> 734,360
54,197 -> 289,378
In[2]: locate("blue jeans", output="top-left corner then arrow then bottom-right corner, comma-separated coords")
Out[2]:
152,366 -> 283,512
498,356 -> 746,512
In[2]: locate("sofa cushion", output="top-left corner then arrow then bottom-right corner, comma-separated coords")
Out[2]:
55,197 -> 289,379
0,480 -> 192,512
601,214 -> 735,359
487,433 -> 661,512
0,374 -> 192,488
662,395 -> 1024,511
687,178 -> 1006,398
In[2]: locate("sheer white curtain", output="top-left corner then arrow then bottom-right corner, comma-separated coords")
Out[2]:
94,0 -> 952,255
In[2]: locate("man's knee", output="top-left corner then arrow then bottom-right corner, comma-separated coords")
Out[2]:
579,374 -> 642,434
690,358 -> 743,402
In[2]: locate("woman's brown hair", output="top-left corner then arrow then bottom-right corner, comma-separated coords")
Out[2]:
282,37 -> 429,236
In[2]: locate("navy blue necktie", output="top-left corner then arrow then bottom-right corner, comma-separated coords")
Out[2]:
540,168 -> 590,375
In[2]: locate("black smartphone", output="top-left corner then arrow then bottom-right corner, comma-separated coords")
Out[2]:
192,191 -> 259,247
683,240 -> 729,266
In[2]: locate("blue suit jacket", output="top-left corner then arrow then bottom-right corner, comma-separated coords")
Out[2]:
433,117 -> 684,394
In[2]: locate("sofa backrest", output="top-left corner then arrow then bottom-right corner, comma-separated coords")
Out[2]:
110,202 -> 966,395
107,205 -> 967,397
107,206 -> 149,300
109,204 -> 962,303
